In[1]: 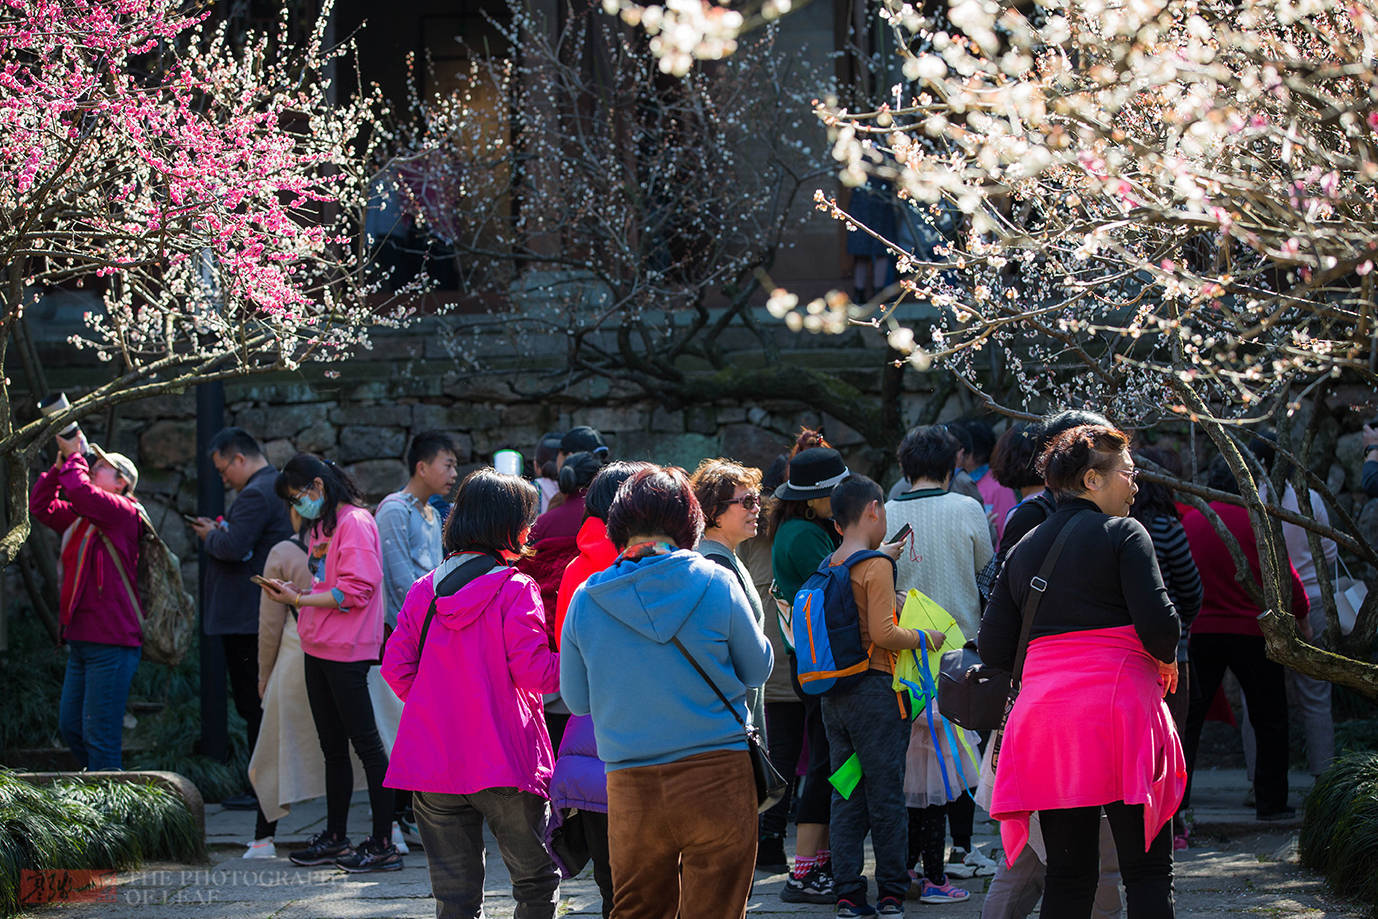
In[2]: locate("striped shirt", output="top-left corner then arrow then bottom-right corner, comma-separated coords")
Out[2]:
1146,513 -> 1202,659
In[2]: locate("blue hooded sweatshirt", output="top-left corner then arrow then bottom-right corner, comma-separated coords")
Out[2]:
560,548 -> 773,771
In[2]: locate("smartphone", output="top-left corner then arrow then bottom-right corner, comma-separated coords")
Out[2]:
182,513 -> 201,524
249,575 -> 274,589
888,522 -> 913,544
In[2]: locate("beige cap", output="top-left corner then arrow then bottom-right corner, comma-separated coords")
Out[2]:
89,443 -> 139,493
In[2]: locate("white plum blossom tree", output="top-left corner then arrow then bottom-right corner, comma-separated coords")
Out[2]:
772,0 -> 1378,694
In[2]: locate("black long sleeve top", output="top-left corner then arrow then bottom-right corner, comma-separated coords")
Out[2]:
978,498 -> 1181,668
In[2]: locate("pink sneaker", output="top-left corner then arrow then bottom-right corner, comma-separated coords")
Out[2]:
1173,834 -> 1189,851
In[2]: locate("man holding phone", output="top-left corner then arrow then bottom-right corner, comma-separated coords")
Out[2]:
191,428 -> 293,820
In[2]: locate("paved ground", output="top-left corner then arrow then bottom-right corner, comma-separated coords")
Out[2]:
22,768 -> 1366,918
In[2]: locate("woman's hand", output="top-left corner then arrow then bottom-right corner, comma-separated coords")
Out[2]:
260,578 -> 301,607
1156,659 -> 1179,697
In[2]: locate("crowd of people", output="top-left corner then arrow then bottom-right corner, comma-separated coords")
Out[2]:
28,410 -> 1367,919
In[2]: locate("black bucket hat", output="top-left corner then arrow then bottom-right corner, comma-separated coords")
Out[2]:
774,447 -> 850,501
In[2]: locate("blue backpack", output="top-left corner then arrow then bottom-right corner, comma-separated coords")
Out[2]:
792,550 -> 895,695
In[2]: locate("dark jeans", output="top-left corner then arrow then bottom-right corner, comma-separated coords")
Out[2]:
1183,634 -> 1289,814
1041,802 -> 1174,919
413,787 -> 559,919
788,655 -> 833,827
761,699 -> 804,839
821,670 -> 911,905
59,640 -> 140,771
302,654 -> 393,842
222,633 -> 276,839
583,811 -> 614,918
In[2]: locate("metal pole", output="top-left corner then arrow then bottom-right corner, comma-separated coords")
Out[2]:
196,381 -> 227,761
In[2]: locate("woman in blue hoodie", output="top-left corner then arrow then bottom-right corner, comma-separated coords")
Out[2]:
561,466 -> 773,919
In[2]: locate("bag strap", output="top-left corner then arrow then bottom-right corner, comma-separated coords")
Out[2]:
417,551 -> 504,660
670,636 -> 748,732
1010,510 -> 1091,687
97,530 -> 144,625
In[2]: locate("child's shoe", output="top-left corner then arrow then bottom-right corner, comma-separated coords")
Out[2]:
836,899 -> 877,918
945,845 -> 997,878
781,864 -> 834,903
390,821 -> 410,855
918,877 -> 970,904
876,895 -> 905,916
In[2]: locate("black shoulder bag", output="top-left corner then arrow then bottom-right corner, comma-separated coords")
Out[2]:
416,551 -> 504,661
937,511 -> 1090,731
670,636 -> 788,814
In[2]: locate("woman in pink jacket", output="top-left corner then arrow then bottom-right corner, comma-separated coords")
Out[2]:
383,468 -> 561,919
260,454 -> 397,873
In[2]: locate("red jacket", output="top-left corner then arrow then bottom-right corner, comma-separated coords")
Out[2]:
517,492 -> 586,647
30,453 -> 143,647
553,516 -> 618,649
1181,503 -> 1309,637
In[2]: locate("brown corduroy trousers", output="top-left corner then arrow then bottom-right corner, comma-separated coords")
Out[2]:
606,748 -> 757,919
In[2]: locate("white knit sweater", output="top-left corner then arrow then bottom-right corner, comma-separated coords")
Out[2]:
884,488 -> 994,640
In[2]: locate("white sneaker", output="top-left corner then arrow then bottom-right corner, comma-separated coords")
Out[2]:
391,821 -> 410,855
242,837 -> 276,859
945,846 -> 996,879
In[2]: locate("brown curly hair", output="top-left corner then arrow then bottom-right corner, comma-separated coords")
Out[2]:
1038,424 -> 1131,500
689,458 -> 763,529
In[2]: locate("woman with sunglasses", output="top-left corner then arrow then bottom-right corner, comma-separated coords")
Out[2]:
262,454 -> 398,873
690,458 -> 769,736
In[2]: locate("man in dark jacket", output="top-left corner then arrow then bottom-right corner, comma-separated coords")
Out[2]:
190,428 -> 293,826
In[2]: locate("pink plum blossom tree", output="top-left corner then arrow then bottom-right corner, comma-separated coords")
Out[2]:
0,0 -> 411,565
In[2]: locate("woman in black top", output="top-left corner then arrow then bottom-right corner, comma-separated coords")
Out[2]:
979,425 -> 1182,919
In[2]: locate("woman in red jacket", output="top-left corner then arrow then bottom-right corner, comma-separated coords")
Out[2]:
1180,455 -> 1310,822
30,434 -> 143,771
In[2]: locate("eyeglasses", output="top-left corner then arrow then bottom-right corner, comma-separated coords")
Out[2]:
727,492 -> 762,511
1115,467 -> 1140,482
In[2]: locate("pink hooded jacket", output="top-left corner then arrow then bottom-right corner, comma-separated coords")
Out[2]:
382,561 -> 560,796
297,503 -> 385,662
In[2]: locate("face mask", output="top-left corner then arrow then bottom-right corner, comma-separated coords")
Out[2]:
294,494 -> 324,520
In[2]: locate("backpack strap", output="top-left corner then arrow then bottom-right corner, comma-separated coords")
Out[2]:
1011,510 -> 1092,688
416,551 -> 504,662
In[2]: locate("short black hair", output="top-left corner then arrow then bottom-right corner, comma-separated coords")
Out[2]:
945,421 -> 973,455
558,451 -> 602,495
606,466 -> 704,550
1207,454 -> 1240,495
1039,409 -> 1112,450
443,469 -> 539,556
990,423 -> 1043,490
898,426 -> 959,483
536,432 -> 563,478
407,431 -> 457,478
960,419 -> 997,464
585,461 -> 656,522
208,427 -> 262,460
830,474 -> 882,529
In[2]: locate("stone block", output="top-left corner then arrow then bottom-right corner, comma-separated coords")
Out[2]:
822,413 -> 867,447
232,403 -> 329,441
346,459 -> 408,500
720,423 -> 786,471
1359,498 -> 1378,556
650,407 -> 684,433
339,425 -> 407,463
581,406 -> 646,435
613,431 -> 720,470
138,419 -> 197,469
1327,463 -> 1347,497
501,404 -> 553,429
141,496 -> 194,561
329,404 -> 410,427
1335,433 -> 1364,490
717,406 -> 747,424
686,405 -> 716,435
120,392 -> 196,419
136,468 -> 182,498
263,438 -> 296,470
296,420 -> 337,455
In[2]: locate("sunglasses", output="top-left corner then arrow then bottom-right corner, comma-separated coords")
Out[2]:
726,492 -> 762,511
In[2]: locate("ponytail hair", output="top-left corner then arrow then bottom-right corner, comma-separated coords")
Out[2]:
274,453 -> 365,537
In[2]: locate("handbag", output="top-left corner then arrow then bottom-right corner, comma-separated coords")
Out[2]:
670,636 -> 788,814
937,510 -> 1090,730
1334,556 -> 1369,637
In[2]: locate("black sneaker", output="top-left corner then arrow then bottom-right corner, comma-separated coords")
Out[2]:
336,836 -> 404,873
781,864 -> 834,903
289,831 -> 353,866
